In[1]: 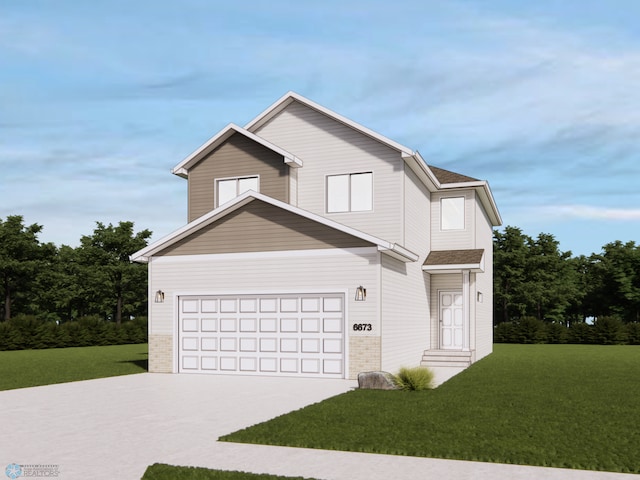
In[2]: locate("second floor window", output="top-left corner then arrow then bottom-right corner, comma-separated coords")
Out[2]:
441,196 -> 465,230
217,175 -> 259,207
326,172 -> 373,213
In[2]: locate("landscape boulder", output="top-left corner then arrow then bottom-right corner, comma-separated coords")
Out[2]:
357,371 -> 398,390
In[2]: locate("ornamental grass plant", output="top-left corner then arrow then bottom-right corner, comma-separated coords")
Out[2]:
393,366 -> 434,391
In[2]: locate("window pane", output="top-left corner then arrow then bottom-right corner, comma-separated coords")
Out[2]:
217,179 -> 237,206
327,175 -> 349,212
238,176 -> 258,194
350,172 -> 372,211
441,197 -> 465,230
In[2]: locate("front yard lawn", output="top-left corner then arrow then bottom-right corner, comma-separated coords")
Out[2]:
0,343 -> 148,390
220,345 -> 640,473
142,464 -> 316,480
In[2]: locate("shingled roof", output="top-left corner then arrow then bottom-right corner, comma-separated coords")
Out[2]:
423,249 -> 485,266
428,165 -> 479,184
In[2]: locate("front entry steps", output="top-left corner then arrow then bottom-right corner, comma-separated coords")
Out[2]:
420,349 -> 473,368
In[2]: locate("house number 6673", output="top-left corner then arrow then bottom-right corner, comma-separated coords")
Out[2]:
352,323 -> 372,331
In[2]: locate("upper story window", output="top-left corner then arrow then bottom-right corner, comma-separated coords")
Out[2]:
216,175 -> 259,207
326,172 -> 373,213
441,197 -> 465,230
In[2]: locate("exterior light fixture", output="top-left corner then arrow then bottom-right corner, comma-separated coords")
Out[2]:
355,285 -> 366,301
477,292 -> 483,303
154,290 -> 165,303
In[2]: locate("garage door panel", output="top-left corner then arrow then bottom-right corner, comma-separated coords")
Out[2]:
182,337 -> 198,351
280,318 -> 298,332
179,293 -> 344,378
260,318 -> 277,332
182,318 -> 198,332
301,338 -> 320,353
240,318 -> 257,332
240,298 -> 257,313
240,338 -> 257,352
220,357 -> 237,370
201,299 -> 217,313
220,318 -> 237,332
220,299 -> 237,313
201,338 -> 217,351
201,318 -> 217,332
201,356 -> 217,370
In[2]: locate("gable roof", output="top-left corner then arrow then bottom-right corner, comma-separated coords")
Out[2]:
131,191 -> 418,264
243,92 -> 501,226
171,123 -> 302,178
422,249 -> 485,273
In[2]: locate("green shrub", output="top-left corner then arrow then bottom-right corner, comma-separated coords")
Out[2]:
393,366 -> 434,391
593,316 -> 626,345
625,323 -> 640,345
494,322 -> 516,343
568,322 -> 593,344
545,322 -> 568,344
515,317 -> 547,344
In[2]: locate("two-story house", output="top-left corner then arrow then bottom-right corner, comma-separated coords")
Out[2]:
131,92 -> 502,385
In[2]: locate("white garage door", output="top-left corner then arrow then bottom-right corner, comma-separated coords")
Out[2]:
178,293 -> 345,378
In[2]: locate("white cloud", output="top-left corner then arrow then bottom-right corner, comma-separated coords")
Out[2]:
545,205 -> 640,221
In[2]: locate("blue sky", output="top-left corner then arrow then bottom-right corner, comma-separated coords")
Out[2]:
1,0 -> 639,257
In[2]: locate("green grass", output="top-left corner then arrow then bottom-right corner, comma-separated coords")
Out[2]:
0,343 -> 148,390
141,464 -> 317,480
221,345 -> 640,473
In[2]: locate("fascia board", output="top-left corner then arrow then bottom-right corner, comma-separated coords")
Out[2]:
402,152 -> 440,192
245,92 -> 415,156
422,264 -> 484,273
171,124 -> 302,177
378,245 -> 419,263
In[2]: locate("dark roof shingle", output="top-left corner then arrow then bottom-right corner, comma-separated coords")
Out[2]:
428,165 -> 479,184
423,249 -> 484,266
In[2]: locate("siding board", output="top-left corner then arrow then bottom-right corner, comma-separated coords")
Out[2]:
255,101 -> 403,242
188,133 -> 289,221
157,200 -> 372,256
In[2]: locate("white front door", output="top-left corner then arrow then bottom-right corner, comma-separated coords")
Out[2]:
440,291 -> 463,349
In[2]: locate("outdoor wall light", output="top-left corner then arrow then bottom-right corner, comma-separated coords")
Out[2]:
154,290 -> 165,303
355,285 -> 367,301
477,291 -> 483,303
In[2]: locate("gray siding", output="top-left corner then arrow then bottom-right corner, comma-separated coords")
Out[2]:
254,101 -> 404,243
188,133 -> 289,221
474,200 -> 495,360
156,200 -> 372,256
380,255 -> 430,373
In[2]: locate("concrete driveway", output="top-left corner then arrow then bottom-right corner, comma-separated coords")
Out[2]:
0,373 -> 636,480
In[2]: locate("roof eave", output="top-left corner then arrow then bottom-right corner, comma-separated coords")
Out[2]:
170,123 -> 303,177
378,244 -> 419,263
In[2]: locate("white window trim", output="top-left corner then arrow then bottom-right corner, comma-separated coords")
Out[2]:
440,196 -> 465,231
215,175 -> 260,207
325,172 -> 373,214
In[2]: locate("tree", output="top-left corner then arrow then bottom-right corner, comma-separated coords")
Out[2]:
0,216 -> 51,321
493,227 -> 583,324
588,241 -> 640,322
78,222 -> 151,324
493,226 -> 529,323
